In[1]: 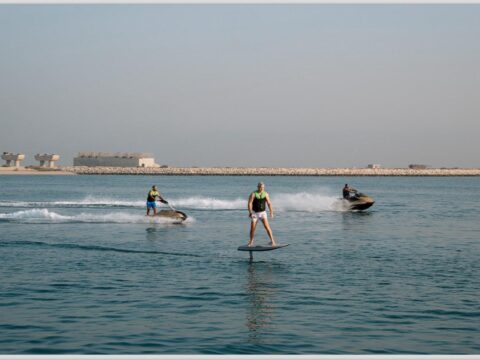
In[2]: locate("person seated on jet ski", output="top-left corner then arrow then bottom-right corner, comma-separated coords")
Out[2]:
146,185 -> 168,216
342,184 -> 358,200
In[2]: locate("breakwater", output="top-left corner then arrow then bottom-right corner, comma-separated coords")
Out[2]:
60,166 -> 480,176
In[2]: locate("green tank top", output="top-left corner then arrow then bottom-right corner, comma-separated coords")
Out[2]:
147,190 -> 159,202
252,191 -> 267,212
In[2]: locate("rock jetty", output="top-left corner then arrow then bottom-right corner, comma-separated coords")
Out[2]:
60,166 -> 480,176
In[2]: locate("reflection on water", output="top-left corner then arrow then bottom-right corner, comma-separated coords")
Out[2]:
146,226 -> 161,241
341,211 -> 373,232
244,262 -> 276,344
145,223 -> 186,241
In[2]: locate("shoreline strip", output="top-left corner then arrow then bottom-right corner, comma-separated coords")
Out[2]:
2,167 -> 480,176
64,167 -> 480,176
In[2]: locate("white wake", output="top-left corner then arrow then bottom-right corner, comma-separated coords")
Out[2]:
0,208 -> 193,224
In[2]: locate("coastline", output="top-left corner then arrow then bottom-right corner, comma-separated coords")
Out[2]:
2,166 -> 480,176
0,167 -> 74,175
61,166 -> 480,176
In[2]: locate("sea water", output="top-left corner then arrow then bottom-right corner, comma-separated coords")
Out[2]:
0,175 -> 479,354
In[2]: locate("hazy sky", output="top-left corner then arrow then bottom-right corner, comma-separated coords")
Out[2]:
0,5 -> 479,167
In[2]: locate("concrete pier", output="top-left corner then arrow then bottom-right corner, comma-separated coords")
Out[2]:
34,153 -> 60,168
1,152 -> 25,167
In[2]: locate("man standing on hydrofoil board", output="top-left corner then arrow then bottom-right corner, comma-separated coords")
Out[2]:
247,182 -> 277,247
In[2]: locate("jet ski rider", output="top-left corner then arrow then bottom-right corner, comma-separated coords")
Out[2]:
342,184 -> 357,200
146,185 -> 168,216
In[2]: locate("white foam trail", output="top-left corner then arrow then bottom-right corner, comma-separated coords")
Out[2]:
0,208 -> 71,221
0,191 -> 349,213
172,196 -> 245,210
0,197 -> 145,208
0,208 -> 192,224
273,192 -> 343,212
173,191 -> 346,212
68,196 -> 145,207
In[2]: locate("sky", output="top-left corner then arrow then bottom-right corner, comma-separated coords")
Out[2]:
0,5 -> 479,167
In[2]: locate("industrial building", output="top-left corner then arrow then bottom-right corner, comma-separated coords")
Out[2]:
1,152 -> 25,167
34,153 -> 60,168
73,152 -> 158,167
409,164 -> 428,170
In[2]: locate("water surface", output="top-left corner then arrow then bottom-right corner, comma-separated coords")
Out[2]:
0,175 -> 479,354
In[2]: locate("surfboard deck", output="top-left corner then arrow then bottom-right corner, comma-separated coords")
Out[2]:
238,244 -> 290,251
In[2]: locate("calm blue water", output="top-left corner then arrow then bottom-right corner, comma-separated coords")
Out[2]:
0,175 -> 479,354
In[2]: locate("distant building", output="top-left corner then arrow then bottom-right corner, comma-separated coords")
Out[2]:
367,164 -> 381,169
73,152 -> 158,167
409,164 -> 428,170
1,152 -> 25,167
35,153 -> 60,168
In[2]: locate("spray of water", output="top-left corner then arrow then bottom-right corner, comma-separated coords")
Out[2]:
0,190 -> 349,223
0,197 -> 145,208
172,196 -> 245,210
273,192 -> 342,212
0,209 -> 194,224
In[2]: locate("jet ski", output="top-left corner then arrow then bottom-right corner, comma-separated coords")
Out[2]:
344,191 -> 375,211
155,209 -> 188,221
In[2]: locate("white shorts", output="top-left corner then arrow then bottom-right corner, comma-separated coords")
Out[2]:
251,211 -> 267,220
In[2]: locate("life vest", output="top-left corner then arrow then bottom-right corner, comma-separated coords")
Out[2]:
252,191 -> 267,212
147,190 -> 159,202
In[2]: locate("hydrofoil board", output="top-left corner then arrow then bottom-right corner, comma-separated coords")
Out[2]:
238,244 -> 289,251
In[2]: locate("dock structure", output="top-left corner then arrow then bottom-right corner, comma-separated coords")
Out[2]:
73,152 -> 158,168
1,152 -> 25,167
34,153 -> 60,168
